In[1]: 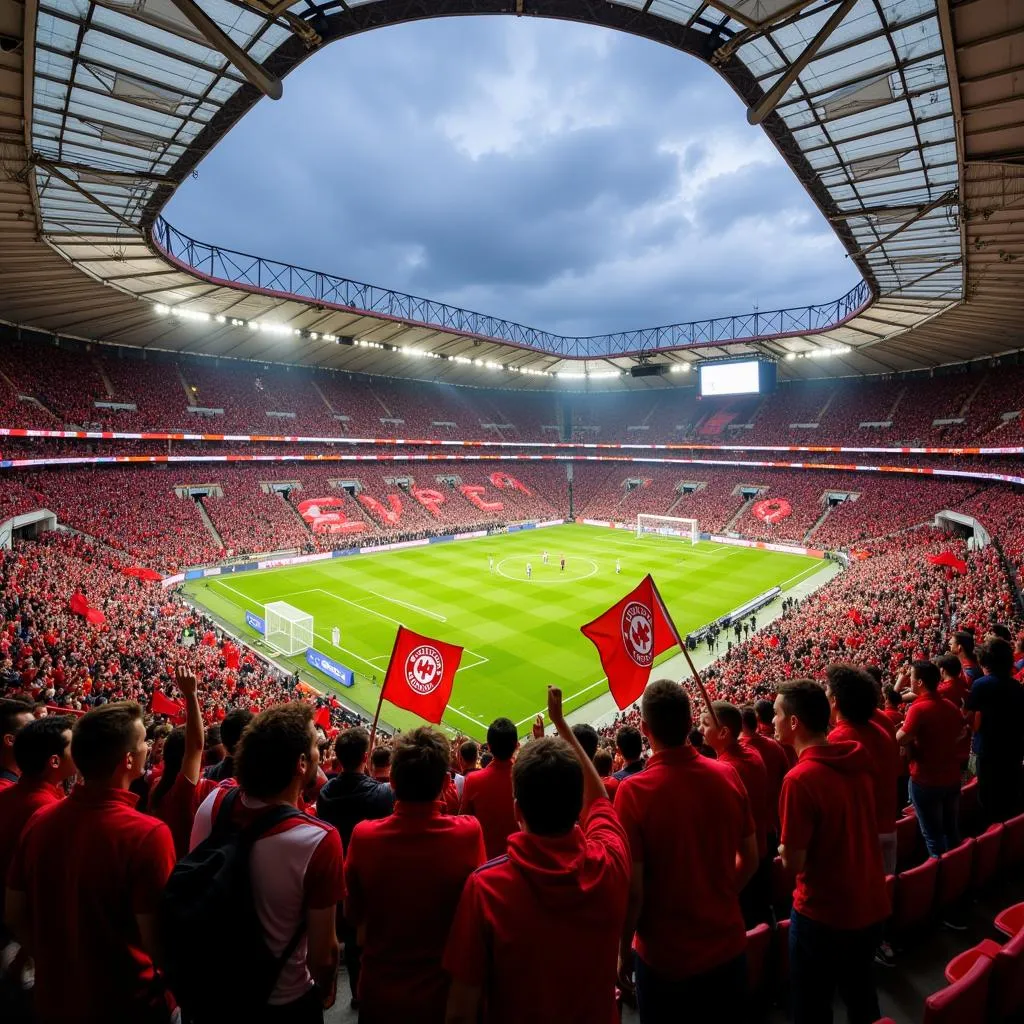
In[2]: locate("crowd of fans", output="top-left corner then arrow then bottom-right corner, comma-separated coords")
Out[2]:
3,339 -> 1024,446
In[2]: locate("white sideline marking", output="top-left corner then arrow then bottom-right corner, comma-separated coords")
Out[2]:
210,579 -> 489,729
514,675 -> 610,728
360,586 -> 447,623
778,562 -> 826,589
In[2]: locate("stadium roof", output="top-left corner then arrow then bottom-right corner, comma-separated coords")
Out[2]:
0,0 -> 1021,387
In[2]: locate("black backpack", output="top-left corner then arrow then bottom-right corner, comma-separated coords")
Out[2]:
158,787 -> 306,1022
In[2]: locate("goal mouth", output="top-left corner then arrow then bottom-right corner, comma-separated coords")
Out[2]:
264,600 -> 314,656
636,514 -> 699,544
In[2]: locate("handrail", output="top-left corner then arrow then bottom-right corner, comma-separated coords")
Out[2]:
151,217 -> 873,359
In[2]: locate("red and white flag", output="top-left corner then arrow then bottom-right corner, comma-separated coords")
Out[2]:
381,626 -> 464,724
580,574 -> 679,710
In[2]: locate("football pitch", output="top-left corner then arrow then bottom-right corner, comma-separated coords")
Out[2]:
182,524 -> 821,739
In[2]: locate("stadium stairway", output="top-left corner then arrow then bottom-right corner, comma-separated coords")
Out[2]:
194,498 -> 224,550
723,496 -> 755,533
803,503 -> 834,544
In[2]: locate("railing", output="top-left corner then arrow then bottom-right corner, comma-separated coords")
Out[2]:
152,217 -> 872,359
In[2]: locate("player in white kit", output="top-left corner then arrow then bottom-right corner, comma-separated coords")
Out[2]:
526,562 -> 532,579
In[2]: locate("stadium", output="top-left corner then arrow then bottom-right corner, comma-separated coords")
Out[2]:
0,0 -> 1023,1021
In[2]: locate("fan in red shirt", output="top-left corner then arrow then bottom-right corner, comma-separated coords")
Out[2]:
936,654 -> 971,707
897,660 -> 967,858
740,705 -> 789,843
190,702 -> 345,1017
345,727 -> 485,1023
0,714 -> 76,983
444,687 -> 630,1024
757,698 -> 797,767
701,701 -> 772,927
5,701 -> 177,1024
775,679 -> 889,1024
614,680 -> 758,1022
148,666 -> 216,858
0,698 -> 35,791
825,664 -> 901,875
459,717 -> 519,858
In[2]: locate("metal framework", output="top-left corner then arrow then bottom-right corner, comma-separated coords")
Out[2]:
1,0 -> 1019,383
152,217 -> 873,358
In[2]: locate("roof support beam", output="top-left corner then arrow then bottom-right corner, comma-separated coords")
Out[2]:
167,0 -> 283,100
747,0 -> 858,126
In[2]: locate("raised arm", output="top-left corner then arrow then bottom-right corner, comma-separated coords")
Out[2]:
174,663 -> 204,785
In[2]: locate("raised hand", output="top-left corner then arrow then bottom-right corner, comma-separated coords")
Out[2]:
547,686 -> 565,732
174,663 -> 198,698
532,714 -> 544,740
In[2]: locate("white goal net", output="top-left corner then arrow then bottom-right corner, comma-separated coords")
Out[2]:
265,601 -> 314,656
637,514 -> 699,544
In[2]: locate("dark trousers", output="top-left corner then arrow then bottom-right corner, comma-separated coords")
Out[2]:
789,911 -> 882,1024
259,988 -> 323,1024
976,755 -> 1023,826
909,780 -> 961,858
740,854 -> 774,928
339,917 -> 362,1002
635,952 -> 747,1024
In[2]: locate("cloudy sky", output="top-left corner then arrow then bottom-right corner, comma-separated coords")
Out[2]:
166,17 -> 860,338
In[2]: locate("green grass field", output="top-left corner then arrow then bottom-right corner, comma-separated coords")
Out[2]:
183,524 -> 822,739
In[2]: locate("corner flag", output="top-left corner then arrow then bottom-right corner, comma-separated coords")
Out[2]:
580,574 -> 679,710
380,626 -> 465,724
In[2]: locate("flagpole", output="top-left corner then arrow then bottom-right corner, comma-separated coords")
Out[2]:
368,627 -> 403,758
649,577 -> 720,728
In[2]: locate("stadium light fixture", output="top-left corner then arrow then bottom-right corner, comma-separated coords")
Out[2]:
154,304 -> 169,316
214,314 -> 226,324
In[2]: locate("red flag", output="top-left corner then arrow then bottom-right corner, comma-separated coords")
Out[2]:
85,607 -> 106,626
580,574 -> 678,710
69,591 -> 89,617
314,707 -> 332,729
381,626 -> 464,724
151,690 -> 184,718
222,642 -> 240,670
846,608 -> 864,626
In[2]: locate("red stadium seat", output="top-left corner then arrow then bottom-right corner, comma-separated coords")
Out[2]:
745,923 -> 772,1002
945,929 -> 1024,1020
896,813 -> 922,870
1000,812 -> 1024,871
924,957 -> 992,1024
892,858 -> 938,933
971,824 -> 1002,891
994,902 -> 1024,938
936,839 -> 974,910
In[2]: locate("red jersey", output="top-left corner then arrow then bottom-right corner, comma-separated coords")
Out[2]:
900,691 -> 965,788
444,798 -> 629,1024
742,731 -> 789,834
938,675 -> 971,708
345,801 -> 485,1023
459,757 -> 517,859
779,742 -> 889,930
882,707 -> 904,729
0,779 -> 62,917
192,786 -> 345,1005
601,775 -> 620,801
614,744 -> 754,978
718,741 -> 769,858
872,707 -> 898,741
828,719 -> 900,834
148,772 -> 217,859
7,785 -> 176,1024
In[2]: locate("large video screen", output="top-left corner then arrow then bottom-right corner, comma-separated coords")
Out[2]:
698,360 -> 761,398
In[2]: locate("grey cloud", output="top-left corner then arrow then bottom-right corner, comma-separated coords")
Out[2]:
167,17 -> 857,336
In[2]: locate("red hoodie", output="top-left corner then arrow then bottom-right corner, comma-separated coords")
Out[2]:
780,741 -> 890,930
443,798 -> 629,1024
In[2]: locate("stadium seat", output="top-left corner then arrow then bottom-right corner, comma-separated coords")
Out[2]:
892,858 -> 938,934
745,923 -> 772,1003
1000,812 -> 1024,871
945,929 -> 1024,1020
994,902 -> 1024,938
923,956 -> 992,1024
971,824 -> 1003,891
896,813 -> 922,870
936,839 -> 974,911
959,777 -> 980,837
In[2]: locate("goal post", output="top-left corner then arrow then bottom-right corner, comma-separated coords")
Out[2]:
264,601 -> 314,656
636,514 -> 699,545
